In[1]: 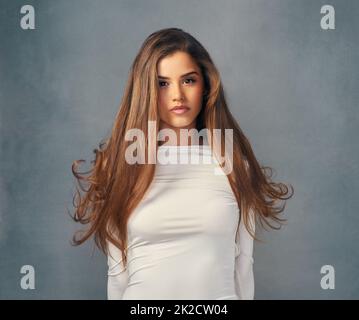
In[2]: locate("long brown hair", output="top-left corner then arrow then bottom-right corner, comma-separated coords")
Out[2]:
70,27 -> 294,266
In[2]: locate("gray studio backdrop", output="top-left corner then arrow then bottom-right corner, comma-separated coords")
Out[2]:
0,0 -> 358,299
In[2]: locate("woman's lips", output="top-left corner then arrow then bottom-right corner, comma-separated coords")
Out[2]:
171,106 -> 190,114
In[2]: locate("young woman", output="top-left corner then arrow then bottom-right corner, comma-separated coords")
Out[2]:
70,28 -> 294,300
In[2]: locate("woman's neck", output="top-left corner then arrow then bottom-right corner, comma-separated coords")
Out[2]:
158,122 -> 203,146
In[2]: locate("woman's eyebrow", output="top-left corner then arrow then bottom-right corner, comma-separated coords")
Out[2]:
158,71 -> 199,79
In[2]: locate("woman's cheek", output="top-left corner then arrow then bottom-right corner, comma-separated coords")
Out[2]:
158,95 -> 167,114
192,89 -> 204,109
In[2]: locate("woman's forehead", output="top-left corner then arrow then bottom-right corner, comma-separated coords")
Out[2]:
157,51 -> 200,77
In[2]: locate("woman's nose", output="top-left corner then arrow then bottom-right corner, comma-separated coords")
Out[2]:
172,83 -> 184,102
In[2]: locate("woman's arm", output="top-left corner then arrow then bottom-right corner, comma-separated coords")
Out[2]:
234,208 -> 255,300
107,241 -> 129,299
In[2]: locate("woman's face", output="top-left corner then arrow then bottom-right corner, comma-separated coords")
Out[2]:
157,51 -> 205,133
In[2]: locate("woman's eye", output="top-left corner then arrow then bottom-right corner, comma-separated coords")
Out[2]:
184,78 -> 196,84
158,81 -> 168,87
158,79 -> 196,87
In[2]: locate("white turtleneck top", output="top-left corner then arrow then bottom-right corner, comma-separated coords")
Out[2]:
107,143 -> 255,300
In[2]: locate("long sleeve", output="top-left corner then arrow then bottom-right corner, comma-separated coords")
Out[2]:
234,209 -> 255,300
107,240 -> 129,300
